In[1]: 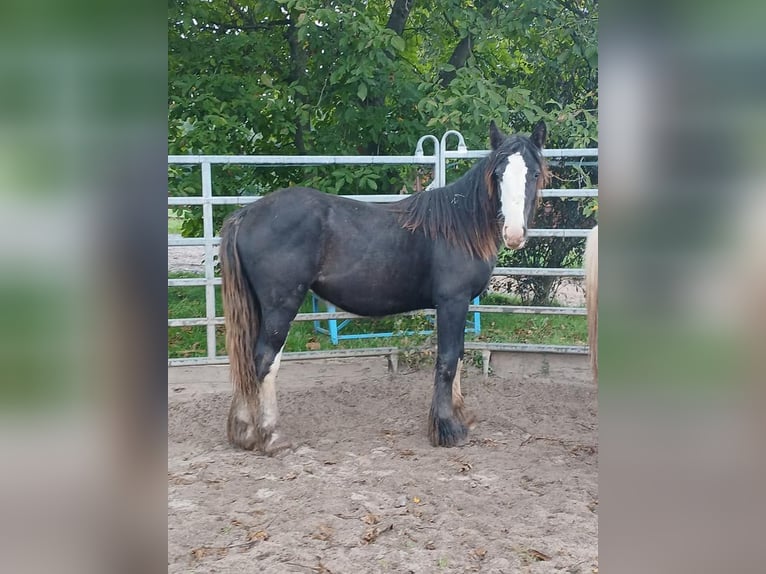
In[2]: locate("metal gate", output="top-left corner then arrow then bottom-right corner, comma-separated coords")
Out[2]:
168,131 -> 597,368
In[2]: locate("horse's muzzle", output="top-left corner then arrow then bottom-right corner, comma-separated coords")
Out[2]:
503,227 -> 526,250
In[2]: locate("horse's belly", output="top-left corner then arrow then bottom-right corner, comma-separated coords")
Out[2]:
328,296 -> 426,317
311,269 -> 431,317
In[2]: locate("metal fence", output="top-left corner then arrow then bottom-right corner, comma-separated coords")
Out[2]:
168,131 -> 597,368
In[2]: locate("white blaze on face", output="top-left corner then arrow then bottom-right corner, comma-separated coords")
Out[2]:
499,152 -> 528,249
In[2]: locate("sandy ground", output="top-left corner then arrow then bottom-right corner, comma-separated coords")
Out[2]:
168,354 -> 597,573
168,237 -> 207,274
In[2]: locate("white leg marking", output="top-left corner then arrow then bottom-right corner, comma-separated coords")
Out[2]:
499,152 -> 528,249
452,359 -> 464,407
236,399 -> 257,443
260,344 -> 284,433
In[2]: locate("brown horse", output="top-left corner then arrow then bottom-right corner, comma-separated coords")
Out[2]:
584,225 -> 598,382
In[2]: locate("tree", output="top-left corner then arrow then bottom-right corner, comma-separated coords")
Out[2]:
168,0 -> 598,300
169,0 -> 597,162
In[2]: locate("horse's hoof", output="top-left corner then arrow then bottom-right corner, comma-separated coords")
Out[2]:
228,427 -> 258,451
439,432 -> 469,447
443,433 -> 469,448
263,432 -> 293,456
429,414 -> 469,447
455,407 -> 477,430
227,395 -> 259,450
227,417 -> 258,451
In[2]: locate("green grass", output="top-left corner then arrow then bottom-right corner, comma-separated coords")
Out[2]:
167,272 -> 586,359
469,291 -> 587,346
168,273 -> 224,358
168,209 -> 184,235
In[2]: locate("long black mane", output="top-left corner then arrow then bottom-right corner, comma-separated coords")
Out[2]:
390,136 -> 548,261
390,158 -> 499,260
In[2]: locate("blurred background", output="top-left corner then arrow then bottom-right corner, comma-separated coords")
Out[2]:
0,0 -> 764,572
600,0 -> 766,571
0,1 -> 166,573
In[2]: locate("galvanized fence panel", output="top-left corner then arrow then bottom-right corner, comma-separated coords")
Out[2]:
168,133 -> 597,366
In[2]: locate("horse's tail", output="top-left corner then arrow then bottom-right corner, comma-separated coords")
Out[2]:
584,225 -> 598,382
220,210 -> 260,400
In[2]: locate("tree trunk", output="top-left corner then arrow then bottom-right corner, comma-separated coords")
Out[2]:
386,0 -> 415,36
439,34 -> 472,87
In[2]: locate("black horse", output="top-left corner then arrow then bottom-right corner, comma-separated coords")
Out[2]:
220,120 -> 549,454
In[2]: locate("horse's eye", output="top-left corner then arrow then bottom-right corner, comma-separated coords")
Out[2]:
533,171 -> 541,179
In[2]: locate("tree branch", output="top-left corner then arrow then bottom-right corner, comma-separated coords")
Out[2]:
441,11 -> 461,37
439,35 -> 472,87
200,20 -> 290,33
386,0 -> 415,35
438,0 -> 500,87
555,0 -> 588,18
227,0 -> 249,23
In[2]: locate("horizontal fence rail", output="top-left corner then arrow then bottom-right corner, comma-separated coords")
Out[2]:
166,266 -> 586,289
168,154 -> 438,165
169,304 -> 586,328
168,228 -> 591,246
168,134 -> 597,367
167,189 -> 597,205
167,341 -> 588,370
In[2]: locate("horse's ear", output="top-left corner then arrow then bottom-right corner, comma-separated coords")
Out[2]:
531,120 -> 547,149
489,120 -> 505,150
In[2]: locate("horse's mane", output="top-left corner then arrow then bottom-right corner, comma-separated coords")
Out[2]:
391,137 -> 550,261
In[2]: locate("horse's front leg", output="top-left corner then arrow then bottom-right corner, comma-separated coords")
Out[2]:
429,299 -> 475,447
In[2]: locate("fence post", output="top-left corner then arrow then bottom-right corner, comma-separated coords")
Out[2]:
439,130 -> 467,187
415,135 -> 440,190
201,161 -> 217,360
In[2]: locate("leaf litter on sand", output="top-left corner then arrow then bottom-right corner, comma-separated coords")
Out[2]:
361,522 -> 393,544
311,524 -> 335,541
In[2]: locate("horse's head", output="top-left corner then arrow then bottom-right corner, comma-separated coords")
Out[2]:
487,120 -> 549,250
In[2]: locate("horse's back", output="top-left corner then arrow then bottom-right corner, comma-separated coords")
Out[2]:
232,187 -> 433,314
231,186 -> 494,316
240,186 -> 326,230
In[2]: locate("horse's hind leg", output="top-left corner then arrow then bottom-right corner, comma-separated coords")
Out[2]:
228,297 -> 304,455
253,314 -> 294,454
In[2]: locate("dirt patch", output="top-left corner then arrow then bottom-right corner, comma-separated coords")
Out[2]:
488,277 -> 585,307
168,235 -> 206,274
168,356 -> 597,573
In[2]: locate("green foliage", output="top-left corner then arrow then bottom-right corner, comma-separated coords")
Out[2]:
480,291 -> 522,306
169,0 -> 598,235
168,209 -> 184,234
582,197 -> 598,219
